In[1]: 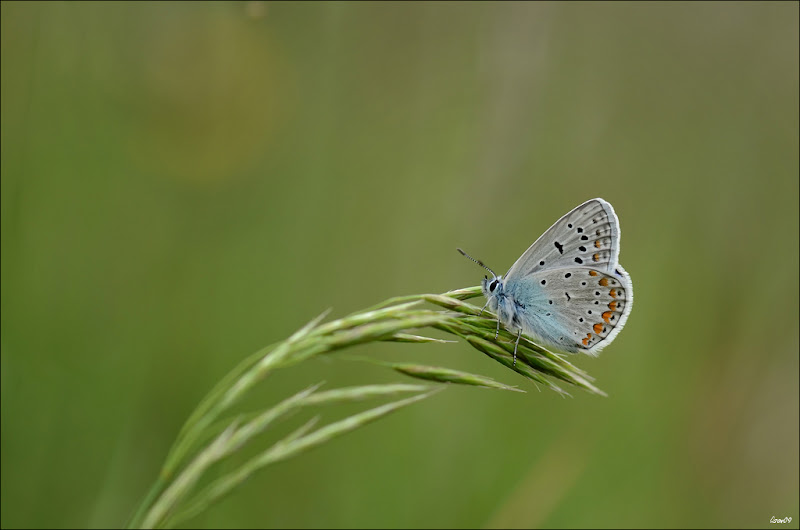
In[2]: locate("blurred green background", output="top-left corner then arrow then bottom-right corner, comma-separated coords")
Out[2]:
2,1 -> 798,528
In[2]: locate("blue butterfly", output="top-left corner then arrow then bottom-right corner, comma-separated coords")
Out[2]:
459,198 -> 633,364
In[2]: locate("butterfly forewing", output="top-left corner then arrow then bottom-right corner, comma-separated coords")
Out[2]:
505,198 -> 621,278
504,266 -> 633,355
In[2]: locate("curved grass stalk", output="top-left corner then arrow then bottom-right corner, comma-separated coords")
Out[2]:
127,286 -> 604,529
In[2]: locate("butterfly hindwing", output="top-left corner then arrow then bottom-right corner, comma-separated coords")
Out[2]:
505,198 -> 621,278
502,265 -> 633,355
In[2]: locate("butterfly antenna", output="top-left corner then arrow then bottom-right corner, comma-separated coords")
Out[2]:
457,248 -> 498,279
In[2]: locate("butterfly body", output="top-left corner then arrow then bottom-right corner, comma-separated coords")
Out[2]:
463,198 -> 633,357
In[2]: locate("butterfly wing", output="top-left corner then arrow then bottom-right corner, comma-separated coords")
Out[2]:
504,198 -> 622,278
503,265 -> 633,355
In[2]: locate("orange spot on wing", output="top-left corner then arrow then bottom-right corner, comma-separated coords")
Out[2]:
602,311 -> 613,323
593,253 -> 600,262
589,271 -> 598,276
593,323 -> 603,334
582,333 -> 592,346
599,277 -> 609,287
609,289 -> 617,298
595,240 -> 601,248
608,301 -> 618,311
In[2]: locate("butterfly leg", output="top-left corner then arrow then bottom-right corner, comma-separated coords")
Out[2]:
495,316 -> 501,339
513,328 -> 522,366
479,299 -> 490,316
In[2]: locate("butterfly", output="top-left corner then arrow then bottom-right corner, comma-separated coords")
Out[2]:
459,198 -> 633,364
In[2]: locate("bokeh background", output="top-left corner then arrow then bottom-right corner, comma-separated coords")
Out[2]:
2,2 -> 798,528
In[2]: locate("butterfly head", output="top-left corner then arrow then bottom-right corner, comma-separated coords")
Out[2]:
481,275 -> 504,299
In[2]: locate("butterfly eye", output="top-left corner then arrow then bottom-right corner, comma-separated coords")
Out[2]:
489,280 -> 498,292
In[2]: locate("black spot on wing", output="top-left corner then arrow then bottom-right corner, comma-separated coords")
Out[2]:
554,241 -> 564,254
